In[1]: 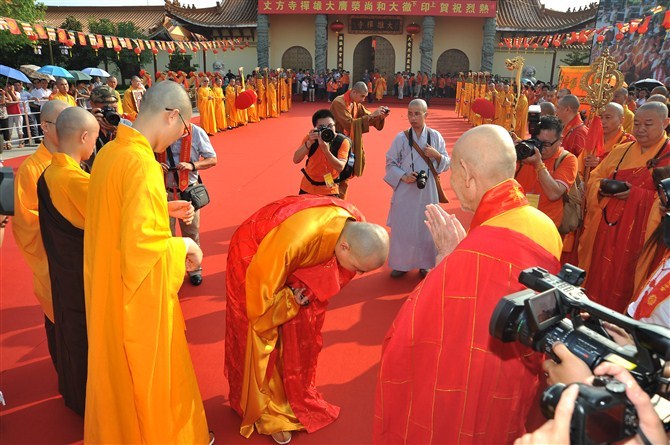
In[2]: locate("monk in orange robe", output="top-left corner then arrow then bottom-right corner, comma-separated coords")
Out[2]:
122,76 -> 145,121
329,81 -> 388,198
225,79 -> 239,128
84,82 -> 210,444
197,77 -> 217,135
375,125 -> 562,444
246,79 -> 260,123
212,77 -> 227,130
267,77 -> 279,118
374,74 -> 387,101
556,95 -> 588,157
38,107 -> 99,417
13,100 -> 69,367
256,75 -> 267,119
225,196 -> 389,444
579,102 -> 670,313
280,77 -> 289,112
235,83 -> 249,126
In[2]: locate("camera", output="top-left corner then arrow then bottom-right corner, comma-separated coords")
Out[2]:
0,167 -> 14,216
542,376 -> 638,445
101,105 -> 121,126
382,106 -> 390,114
489,264 -> 670,444
316,124 -> 335,143
515,105 -> 543,161
416,170 -> 428,189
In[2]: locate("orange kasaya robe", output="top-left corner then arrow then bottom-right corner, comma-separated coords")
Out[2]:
257,80 -> 267,119
84,124 -> 209,444
562,114 -> 588,157
280,80 -> 289,112
225,196 -> 364,438
197,86 -> 217,135
122,87 -> 143,121
374,179 -> 562,444
212,85 -> 228,130
514,93 -> 529,137
225,84 -> 239,128
13,142 -> 54,321
267,81 -> 279,118
236,85 -> 249,126
579,137 -> 670,313
246,86 -> 260,123
374,77 -> 386,100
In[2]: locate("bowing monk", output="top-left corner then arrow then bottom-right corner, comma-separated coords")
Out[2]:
330,81 -> 388,198
84,81 -> 211,444
225,78 -> 239,128
197,77 -> 218,135
212,77 -> 227,130
38,107 -> 99,416
225,196 -> 389,444
375,125 -> 563,444
579,102 -> 670,313
13,100 -> 70,367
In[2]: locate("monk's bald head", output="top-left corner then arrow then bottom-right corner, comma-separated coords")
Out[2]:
338,221 -> 389,273
40,100 -> 70,150
451,125 -> 517,212
637,101 -> 669,120
137,80 -> 192,120
55,107 -> 100,160
408,98 -> 427,112
633,102 -> 669,148
352,81 -> 368,94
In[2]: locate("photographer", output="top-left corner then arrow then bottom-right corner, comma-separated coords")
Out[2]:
384,99 -> 450,278
517,362 -> 667,445
515,115 -> 578,228
82,86 -> 132,171
158,122 -> 217,286
293,109 -> 349,196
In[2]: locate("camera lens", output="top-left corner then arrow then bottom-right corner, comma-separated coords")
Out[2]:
319,128 -> 335,143
416,170 -> 427,189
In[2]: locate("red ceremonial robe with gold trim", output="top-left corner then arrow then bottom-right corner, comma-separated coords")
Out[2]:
374,180 -> 562,444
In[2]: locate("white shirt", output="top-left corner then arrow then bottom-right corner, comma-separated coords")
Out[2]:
627,257 -> 670,327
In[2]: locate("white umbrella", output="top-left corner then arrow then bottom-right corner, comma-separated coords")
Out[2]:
82,67 -> 111,77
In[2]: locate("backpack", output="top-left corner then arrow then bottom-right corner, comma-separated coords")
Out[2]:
301,133 -> 354,185
555,150 -> 583,235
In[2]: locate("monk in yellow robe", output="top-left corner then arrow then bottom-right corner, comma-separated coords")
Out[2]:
493,83 -> 504,126
374,74 -> 387,101
246,79 -> 260,123
225,79 -> 239,128
280,77 -> 289,112
236,83 -> 249,126
256,76 -> 267,119
197,77 -> 218,135
267,78 -> 279,118
502,85 -> 516,131
106,76 -> 124,115
212,77 -> 227,130
84,81 -> 210,444
514,88 -> 529,137
13,100 -> 70,366
38,107 -> 99,417
122,76 -> 145,121
579,102 -> 670,313
50,78 -> 76,106
225,196 -> 389,444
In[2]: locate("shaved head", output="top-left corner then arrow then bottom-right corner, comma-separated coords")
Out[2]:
338,221 -> 389,272
633,102 -> 669,148
55,107 -> 98,143
558,94 -> 580,112
647,94 -> 668,104
637,101 -> 669,120
352,81 -> 368,94
41,99 -> 69,123
408,98 -> 427,112
451,125 -> 517,212
138,80 -> 192,120
612,88 -> 628,105
603,102 -> 624,118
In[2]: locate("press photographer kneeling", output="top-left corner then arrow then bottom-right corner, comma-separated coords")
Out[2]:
515,115 -> 578,229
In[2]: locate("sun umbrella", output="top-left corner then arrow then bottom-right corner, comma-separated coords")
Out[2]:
19,65 -> 55,81
37,65 -> 74,79
630,78 -> 664,92
69,70 -> 92,82
0,65 -> 31,83
82,67 -> 110,77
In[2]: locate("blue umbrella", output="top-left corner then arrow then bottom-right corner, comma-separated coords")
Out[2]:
37,65 -> 74,79
0,65 -> 30,83
82,67 -> 110,77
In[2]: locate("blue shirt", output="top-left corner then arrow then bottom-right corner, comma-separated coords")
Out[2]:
166,124 -> 216,187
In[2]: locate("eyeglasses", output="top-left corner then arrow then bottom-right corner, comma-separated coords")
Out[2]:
165,108 -> 191,137
538,137 -> 560,149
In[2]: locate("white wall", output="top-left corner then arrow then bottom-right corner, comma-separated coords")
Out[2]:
269,15 -> 316,69
493,48 -> 580,85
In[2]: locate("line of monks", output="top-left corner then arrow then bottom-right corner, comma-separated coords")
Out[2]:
155,70 -> 294,135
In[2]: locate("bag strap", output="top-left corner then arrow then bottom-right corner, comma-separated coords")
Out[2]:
404,129 -> 449,203
167,143 -> 203,186
301,134 -> 348,186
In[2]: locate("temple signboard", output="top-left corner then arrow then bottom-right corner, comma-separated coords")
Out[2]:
349,16 -> 402,34
259,0 -> 497,17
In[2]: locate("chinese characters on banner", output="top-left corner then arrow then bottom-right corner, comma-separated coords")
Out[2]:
259,0 -> 497,17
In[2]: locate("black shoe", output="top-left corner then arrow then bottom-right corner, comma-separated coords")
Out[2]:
390,270 -> 407,278
190,273 -> 203,286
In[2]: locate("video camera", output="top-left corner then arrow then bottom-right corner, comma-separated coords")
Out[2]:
0,167 -> 14,216
490,264 -> 670,444
515,105 -> 542,161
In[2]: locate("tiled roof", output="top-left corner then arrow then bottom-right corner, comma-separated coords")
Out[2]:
44,6 -> 166,36
165,0 -> 257,28
497,0 -> 598,32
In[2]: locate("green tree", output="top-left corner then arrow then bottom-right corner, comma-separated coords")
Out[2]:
88,19 -> 118,74
165,53 -> 198,73
51,16 -> 100,72
0,0 -> 46,67
88,19 -> 150,85
560,50 -> 590,66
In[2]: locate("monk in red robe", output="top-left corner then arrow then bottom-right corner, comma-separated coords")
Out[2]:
225,196 -> 389,444
375,125 -> 563,444
556,95 -> 588,157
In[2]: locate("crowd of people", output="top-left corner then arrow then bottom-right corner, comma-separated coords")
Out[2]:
4,57 -> 670,445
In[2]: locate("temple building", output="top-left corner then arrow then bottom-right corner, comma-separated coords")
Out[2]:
45,0 -> 597,85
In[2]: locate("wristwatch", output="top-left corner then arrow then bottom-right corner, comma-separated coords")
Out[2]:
190,161 -> 197,171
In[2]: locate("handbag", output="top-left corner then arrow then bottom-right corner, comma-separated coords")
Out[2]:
555,151 -> 582,235
166,145 -> 210,211
404,129 -> 449,203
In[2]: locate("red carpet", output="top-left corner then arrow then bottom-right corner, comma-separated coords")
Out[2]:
0,99 -> 474,444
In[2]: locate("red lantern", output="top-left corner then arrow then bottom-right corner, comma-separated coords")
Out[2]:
235,89 -> 258,110
245,41 -> 250,47
222,47 -> 227,52
629,22 -> 639,35
151,48 -> 158,55
113,44 -> 121,52
330,20 -> 344,33
139,69 -> 146,76
578,34 -> 588,44
638,16 -> 652,35
514,42 -> 520,49
472,98 -> 494,120
498,42 -> 504,47
231,46 -> 235,51
134,47 -> 141,58
663,11 -> 670,30
597,35 -> 605,44
192,46 -> 198,52
28,34 -> 38,41
406,23 -> 421,35
506,42 -> 512,49
167,47 -> 174,54
213,49 -> 218,54
615,33 -> 624,41
66,40 -> 75,48
552,40 -> 561,48
179,48 -> 186,54
542,42 -> 549,48
532,43 -> 538,49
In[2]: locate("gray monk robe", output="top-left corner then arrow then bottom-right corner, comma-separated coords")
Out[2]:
384,125 -> 450,272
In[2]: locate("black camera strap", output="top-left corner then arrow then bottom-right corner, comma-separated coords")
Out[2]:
404,128 -> 449,203
301,133 -> 348,185
166,144 -> 203,189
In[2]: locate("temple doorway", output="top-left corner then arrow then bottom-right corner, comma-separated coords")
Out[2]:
352,36 -> 395,93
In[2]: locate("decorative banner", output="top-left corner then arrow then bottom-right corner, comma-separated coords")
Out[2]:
47,27 -> 57,42
88,34 -> 97,46
405,33 -> 413,71
78,32 -> 87,46
137,39 -> 145,50
21,22 -> 34,37
5,18 -> 20,35
34,24 -> 48,40
337,32 -> 344,70
349,16 -> 402,34
557,66 -> 592,99
104,35 -> 113,48
118,37 -> 126,48
259,0 -> 496,16
124,37 -> 132,48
